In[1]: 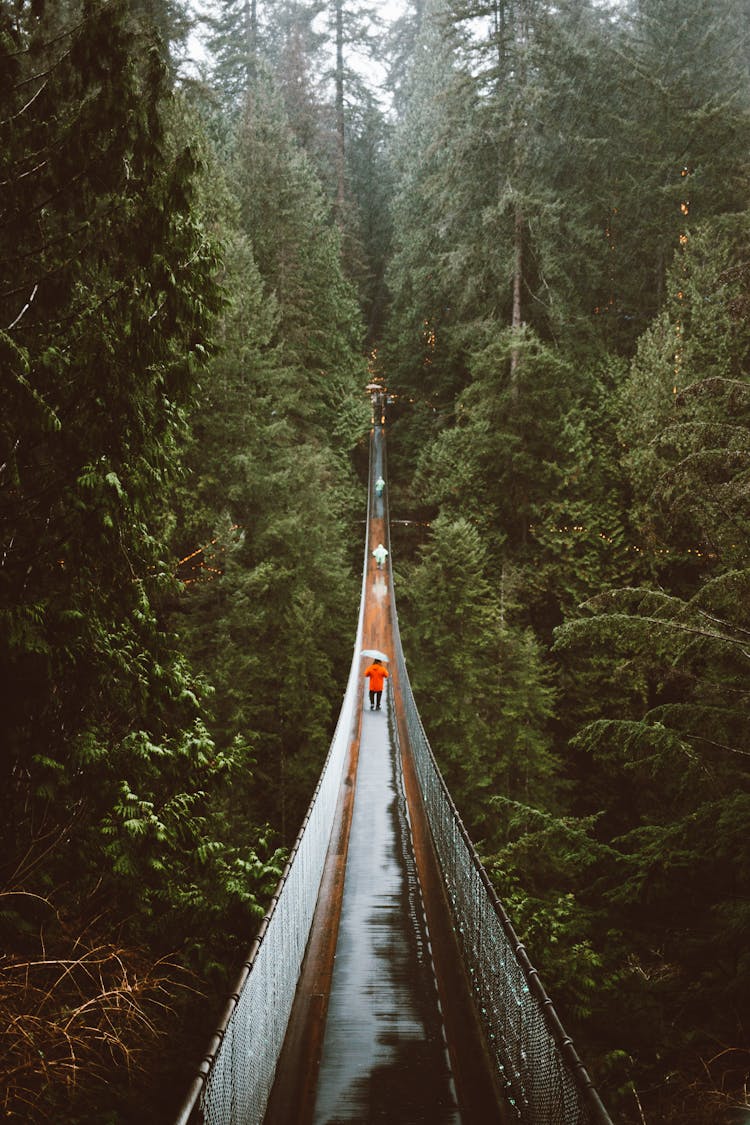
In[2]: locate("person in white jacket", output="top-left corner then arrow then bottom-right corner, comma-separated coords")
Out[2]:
372,543 -> 388,569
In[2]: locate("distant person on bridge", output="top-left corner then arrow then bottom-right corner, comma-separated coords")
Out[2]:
375,476 -> 385,497
373,543 -> 388,569
364,658 -> 389,711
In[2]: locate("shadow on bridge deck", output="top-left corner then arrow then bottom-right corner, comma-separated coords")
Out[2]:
264,427 -> 509,1125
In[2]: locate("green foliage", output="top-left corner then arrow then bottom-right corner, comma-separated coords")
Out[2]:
1,0 -> 221,872
522,358 -> 637,629
170,103 -> 366,840
552,572 -> 750,1115
233,74 -> 365,389
397,514 -> 561,845
343,97 -> 396,342
382,3 -> 750,1116
5,0 -> 750,1120
204,0 -> 261,106
605,0 -> 750,333
484,800 -> 612,1022
0,4 -> 290,1118
412,327 -> 584,562
617,218 -> 750,576
96,720 -> 285,956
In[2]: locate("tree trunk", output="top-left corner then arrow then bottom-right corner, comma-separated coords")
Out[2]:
510,200 -> 523,381
244,0 -> 257,85
335,0 -> 346,218
509,0 -> 528,385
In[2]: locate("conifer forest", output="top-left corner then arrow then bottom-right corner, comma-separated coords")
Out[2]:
2,0 -> 750,1121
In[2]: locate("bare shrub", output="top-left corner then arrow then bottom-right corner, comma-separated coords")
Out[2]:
0,893 -> 195,1121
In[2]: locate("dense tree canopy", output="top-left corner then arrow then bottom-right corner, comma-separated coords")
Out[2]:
0,0 -> 362,1118
2,0 -> 750,1121
384,1 -> 750,1121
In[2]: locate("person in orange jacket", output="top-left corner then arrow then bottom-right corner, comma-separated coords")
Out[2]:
364,658 -> 389,711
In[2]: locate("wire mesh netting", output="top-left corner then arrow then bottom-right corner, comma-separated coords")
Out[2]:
195,679 -> 359,1125
174,550 -> 368,1125
176,429 -> 611,1125
389,588 -> 612,1125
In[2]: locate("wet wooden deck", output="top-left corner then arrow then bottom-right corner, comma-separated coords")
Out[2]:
263,426 -> 507,1125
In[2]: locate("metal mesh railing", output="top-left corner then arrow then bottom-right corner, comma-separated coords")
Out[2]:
174,524 -> 371,1125
387,582 -> 612,1125
175,421 -> 612,1125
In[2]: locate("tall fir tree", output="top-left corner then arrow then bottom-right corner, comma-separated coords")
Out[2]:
0,2 -> 285,1118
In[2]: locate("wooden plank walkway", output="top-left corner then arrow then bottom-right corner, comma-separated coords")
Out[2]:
264,425 -> 507,1125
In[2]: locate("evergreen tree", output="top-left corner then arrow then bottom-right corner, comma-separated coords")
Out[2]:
204,0 -> 261,106
172,71 -> 368,841
412,327 -> 581,563
342,93 -> 395,342
232,73 -> 365,418
0,4 -> 282,1117
134,0 -> 194,61
618,216 -> 750,580
523,355 -> 638,632
551,213 -> 750,1120
383,0 -> 469,420
383,0 -> 427,116
264,0 -> 328,156
605,0 -> 750,335
1,0 -> 217,891
398,515 -> 560,843
324,0 -> 382,214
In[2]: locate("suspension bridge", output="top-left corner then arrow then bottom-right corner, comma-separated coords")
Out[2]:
175,401 -> 613,1125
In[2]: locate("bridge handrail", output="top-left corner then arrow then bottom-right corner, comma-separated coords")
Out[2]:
382,482 -> 612,1125
173,477 -> 374,1125
175,422 -> 613,1125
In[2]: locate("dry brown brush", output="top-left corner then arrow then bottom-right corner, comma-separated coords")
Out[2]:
1,893 -> 194,1121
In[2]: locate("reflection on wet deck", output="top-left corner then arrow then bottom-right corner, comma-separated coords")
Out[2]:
312,684 -> 460,1125
262,424 -> 504,1125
